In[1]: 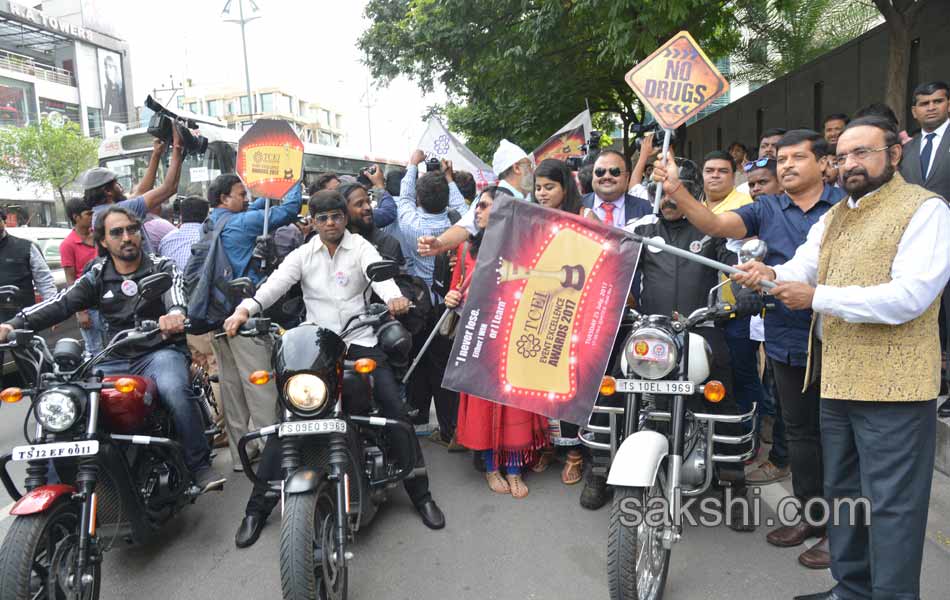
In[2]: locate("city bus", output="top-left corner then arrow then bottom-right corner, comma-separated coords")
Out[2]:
97,122 -> 405,205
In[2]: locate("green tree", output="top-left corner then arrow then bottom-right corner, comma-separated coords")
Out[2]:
360,0 -> 744,160
0,118 -> 99,215
731,0 -> 881,84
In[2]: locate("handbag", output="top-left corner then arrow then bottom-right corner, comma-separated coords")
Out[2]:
437,242 -> 469,339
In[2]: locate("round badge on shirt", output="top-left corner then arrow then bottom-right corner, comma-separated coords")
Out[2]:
689,240 -> 703,254
334,271 -> 348,286
121,279 -> 138,297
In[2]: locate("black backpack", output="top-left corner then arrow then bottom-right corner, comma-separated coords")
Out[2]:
430,208 -> 462,298
183,213 -> 237,334
391,273 -> 432,335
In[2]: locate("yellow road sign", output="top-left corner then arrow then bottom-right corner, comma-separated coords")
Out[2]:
625,31 -> 729,131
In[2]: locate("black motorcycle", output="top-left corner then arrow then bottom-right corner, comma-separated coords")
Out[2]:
0,273 -> 219,600
235,260 -> 420,600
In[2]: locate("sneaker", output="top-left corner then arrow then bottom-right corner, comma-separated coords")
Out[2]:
194,467 -> 227,493
414,423 -> 436,436
745,461 -> 790,486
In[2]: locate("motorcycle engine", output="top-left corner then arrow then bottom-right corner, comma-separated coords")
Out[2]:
679,425 -> 707,488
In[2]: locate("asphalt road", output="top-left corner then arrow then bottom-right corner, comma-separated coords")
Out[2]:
0,429 -> 947,600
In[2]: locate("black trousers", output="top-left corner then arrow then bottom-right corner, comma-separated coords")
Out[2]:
771,359 -> 824,522
408,308 -> 459,438
821,398 -> 936,600
245,344 -> 431,517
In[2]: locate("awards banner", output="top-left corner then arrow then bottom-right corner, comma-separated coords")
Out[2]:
442,196 -> 640,424
236,119 -> 304,199
531,109 -> 592,163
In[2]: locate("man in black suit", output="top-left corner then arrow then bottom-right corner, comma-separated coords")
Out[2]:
899,80 -> 950,418
581,150 -> 653,227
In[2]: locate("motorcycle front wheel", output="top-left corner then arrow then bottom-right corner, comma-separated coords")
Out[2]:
607,480 -> 671,600
280,480 -> 348,600
0,499 -> 101,600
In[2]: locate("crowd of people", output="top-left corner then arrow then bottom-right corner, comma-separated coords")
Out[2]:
1,78 -> 949,600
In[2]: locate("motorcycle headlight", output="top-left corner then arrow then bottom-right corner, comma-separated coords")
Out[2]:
624,328 -> 678,380
284,374 -> 328,414
35,390 -> 80,433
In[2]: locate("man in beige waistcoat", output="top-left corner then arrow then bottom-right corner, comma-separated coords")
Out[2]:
734,115 -> 950,600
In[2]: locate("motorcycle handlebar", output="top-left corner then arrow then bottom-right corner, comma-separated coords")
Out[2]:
213,317 -> 274,339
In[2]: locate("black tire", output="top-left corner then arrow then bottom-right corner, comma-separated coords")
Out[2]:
0,500 -> 101,600
607,484 -> 671,600
279,482 -> 347,600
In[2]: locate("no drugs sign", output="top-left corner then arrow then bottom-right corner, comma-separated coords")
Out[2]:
625,31 -> 729,131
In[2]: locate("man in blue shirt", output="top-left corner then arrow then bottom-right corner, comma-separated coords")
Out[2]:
207,173 -> 302,469
653,130 -> 845,569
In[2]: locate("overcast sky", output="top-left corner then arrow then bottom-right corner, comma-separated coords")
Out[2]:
112,0 -> 443,158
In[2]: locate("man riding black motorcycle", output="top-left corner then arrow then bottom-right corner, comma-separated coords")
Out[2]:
224,189 -> 445,549
582,160 -> 757,531
0,206 -> 226,493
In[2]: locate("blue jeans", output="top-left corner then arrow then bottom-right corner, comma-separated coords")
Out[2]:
79,309 -> 106,356
98,348 -> 210,472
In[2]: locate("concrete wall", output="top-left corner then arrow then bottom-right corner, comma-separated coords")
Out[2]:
682,2 -> 950,161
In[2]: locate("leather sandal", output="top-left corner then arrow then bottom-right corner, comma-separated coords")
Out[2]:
486,471 -> 510,494
506,473 -> 529,499
530,448 -> 555,473
561,451 -> 584,485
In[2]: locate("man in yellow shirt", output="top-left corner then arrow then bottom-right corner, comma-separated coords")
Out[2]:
703,150 -> 754,214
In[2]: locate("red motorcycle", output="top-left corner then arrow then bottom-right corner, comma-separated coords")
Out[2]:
0,273 -> 219,600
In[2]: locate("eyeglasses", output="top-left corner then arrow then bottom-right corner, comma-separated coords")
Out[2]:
743,157 -> 775,172
313,212 -> 345,224
594,167 -> 625,178
831,145 -> 894,168
475,200 -> 492,210
107,223 -> 141,239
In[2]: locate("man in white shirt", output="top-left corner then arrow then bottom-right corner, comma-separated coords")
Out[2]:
224,189 -> 445,548
734,116 -> 950,600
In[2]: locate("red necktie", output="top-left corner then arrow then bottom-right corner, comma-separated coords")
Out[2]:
602,201 -> 615,226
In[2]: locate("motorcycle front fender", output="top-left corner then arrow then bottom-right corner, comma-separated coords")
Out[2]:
284,468 -> 326,495
9,484 -> 77,516
606,430 -> 668,488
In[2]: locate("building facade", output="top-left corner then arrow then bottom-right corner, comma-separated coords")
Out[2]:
175,87 -> 346,147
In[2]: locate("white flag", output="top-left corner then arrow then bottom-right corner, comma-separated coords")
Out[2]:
417,118 -> 496,188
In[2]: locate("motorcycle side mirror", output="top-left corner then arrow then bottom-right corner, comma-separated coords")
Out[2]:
365,260 -> 399,283
228,277 -> 257,300
738,239 -> 768,263
138,273 -> 173,302
0,285 -> 20,305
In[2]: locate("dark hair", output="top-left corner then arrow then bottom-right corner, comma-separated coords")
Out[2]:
534,159 -> 583,215
853,103 -> 899,129
308,190 -> 347,216
595,150 -> 632,173
761,128 -> 787,141
83,182 -> 114,208
337,182 -> 367,203
647,158 -> 701,200
93,206 -> 140,253
842,116 -> 901,148
912,81 -> 950,105
416,172 -> 449,214
776,129 -> 830,159
746,158 -> 778,176
208,174 -> 243,207
308,172 -> 340,197
66,196 -> 90,224
823,113 -> 850,127
180,196 -> 209,224
384,167 -> 406,197
728,141 -> 747,154
454,170 -> 476,202
577,164 -> 594,195
703,150 -> 736,172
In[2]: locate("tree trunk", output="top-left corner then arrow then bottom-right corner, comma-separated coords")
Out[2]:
883,15 -> 912,129
621,113 -> 630,162
56,186 -> 67,223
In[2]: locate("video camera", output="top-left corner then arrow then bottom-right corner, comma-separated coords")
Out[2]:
566,130 -> 603,171
145,95 -> 209,156
632,122 -> 674,153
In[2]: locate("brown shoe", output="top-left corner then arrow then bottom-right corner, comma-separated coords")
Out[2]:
798,536 -> 830,569
213,432 -> 229,449
746,461 -> 790,485
766,522 -> 825,547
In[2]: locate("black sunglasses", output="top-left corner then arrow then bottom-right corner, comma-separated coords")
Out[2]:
476,200 -> 492,210
594,167 -> 625,178
743,157 -> 775,173
107,223 -> 142,239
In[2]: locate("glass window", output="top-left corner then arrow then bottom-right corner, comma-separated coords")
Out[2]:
177,96 -> 184,109
187,102 -> 198,113
240,95 -> 250,114
335,114 -> 343,130
207,99 -> 222,117
87,106 -> 103,137
226,100 -> 236,115
0,76 -> 36,127
260,93 -> 274,113
277,94 -> 292,114
39,98 -> 80,125
321,109 -> 331,127
318,131 -> 333,146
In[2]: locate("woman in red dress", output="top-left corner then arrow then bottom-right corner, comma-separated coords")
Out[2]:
444,186 -> 549,499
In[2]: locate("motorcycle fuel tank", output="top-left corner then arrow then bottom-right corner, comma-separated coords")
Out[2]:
100,375 -> 157,434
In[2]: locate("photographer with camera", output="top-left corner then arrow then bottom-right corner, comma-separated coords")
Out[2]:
83,128 -> 184,253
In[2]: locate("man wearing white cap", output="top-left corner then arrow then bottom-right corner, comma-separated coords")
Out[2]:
417,139 -> 534,256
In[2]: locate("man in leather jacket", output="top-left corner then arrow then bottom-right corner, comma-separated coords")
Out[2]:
0,206 -> 225,493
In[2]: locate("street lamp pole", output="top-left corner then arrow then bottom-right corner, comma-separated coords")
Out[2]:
222,0 -> 261,118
